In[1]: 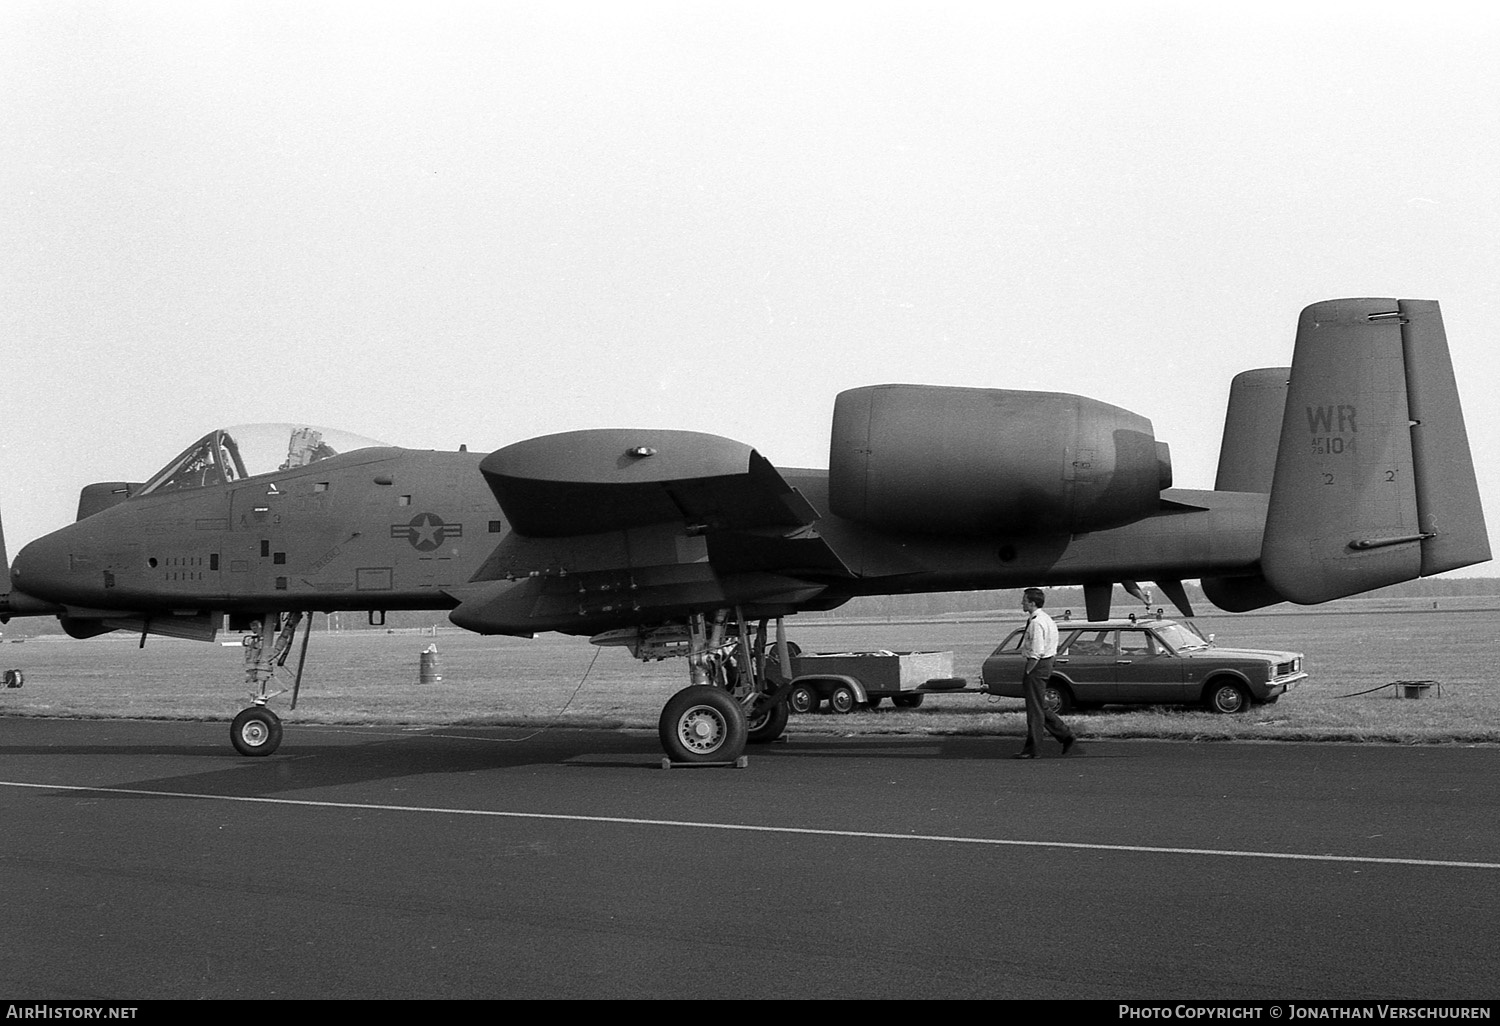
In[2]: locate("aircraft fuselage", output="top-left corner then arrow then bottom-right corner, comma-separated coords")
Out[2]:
8,447 -> 1266,636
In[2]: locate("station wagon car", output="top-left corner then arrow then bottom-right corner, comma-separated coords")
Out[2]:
979,616 -> 1305,714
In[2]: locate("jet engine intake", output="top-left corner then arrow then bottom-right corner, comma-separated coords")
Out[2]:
828,384 -> 1170,536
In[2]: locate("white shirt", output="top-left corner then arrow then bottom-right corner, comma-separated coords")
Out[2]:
1020,609 -> 1058,660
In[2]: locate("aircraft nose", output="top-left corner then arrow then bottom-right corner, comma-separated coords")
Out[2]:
11,528 -> 77,601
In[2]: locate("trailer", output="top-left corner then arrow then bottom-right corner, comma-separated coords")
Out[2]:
768,648 -> 967,714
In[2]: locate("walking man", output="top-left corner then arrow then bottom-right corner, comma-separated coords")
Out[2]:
1015,587 -> 1079,759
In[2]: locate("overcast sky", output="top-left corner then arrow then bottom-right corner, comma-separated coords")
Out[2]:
3,0 -> 1497,573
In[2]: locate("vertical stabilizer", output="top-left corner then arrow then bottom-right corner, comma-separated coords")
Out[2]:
1214,368 -> 1289,493
1201,368 -> 1292,611
1398,299 -> 1491,575
1260,298 -> 1488,604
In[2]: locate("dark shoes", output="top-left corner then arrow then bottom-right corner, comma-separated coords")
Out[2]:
1014,740 -> 1082,759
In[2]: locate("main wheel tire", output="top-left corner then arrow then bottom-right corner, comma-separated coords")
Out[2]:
230,706 -> 283,757
828,683 -> 857,714
659,685 -> 748,763
788,684 -> 819,714
1043,680 -> 1074,715
1206,680 -> 1251,714
746,700 -> 790,744
892,693 -> 925,709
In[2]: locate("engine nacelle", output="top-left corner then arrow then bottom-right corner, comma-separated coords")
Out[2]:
76,482 -> 139,522
828,385 -> 1171,536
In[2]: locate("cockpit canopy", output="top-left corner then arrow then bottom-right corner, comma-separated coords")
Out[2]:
139,424 -> 389,496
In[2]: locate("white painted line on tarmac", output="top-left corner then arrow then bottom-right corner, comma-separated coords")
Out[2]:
3,778 -> 1498,870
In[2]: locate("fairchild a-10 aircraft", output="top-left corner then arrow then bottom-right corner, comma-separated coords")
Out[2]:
0,298 -> 1489,763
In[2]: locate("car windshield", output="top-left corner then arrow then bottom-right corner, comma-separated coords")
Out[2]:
139,424 -> 389,495
1154,622 -> 1211,652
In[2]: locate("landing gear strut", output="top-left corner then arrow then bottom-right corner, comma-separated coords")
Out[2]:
655,609 -> 791,765
230,612 -> 308,757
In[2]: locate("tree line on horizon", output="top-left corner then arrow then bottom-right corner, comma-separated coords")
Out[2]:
4,576 -> 1496,637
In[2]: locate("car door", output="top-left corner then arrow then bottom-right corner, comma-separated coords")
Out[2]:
1053,628 -> 1116,705
1113,628 -> 1186,703
980,627 -> 1027,693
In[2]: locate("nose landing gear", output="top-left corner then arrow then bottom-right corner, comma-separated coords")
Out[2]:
229,612 -> 309,756
230,705 -> 283,756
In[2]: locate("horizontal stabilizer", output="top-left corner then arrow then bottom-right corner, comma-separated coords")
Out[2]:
1261,299 -> 1489,604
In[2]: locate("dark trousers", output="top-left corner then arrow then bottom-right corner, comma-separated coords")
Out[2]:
1021,657 -> 1073,750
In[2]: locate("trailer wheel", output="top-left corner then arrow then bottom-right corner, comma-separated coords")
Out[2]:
892,693 -> 925,709
865,696 -> 883,711
828,683 -> 857,715
788,684 -> 819,714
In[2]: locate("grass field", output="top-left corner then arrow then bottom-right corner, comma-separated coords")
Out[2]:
1,606 -> 1496,745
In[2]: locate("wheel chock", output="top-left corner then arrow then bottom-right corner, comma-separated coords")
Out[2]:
660,756 -> 750,769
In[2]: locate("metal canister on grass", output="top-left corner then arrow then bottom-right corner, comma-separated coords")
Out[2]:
419,644 -> 442,685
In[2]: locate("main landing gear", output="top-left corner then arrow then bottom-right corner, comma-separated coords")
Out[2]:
653,609 -> 794,765
230,612 -> 311,756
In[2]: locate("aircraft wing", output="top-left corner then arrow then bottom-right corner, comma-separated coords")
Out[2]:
451,429 -> 851,634
481,429 -> 819,536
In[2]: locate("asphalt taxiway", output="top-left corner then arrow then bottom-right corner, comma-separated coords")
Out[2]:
2,717 -> 1497,1000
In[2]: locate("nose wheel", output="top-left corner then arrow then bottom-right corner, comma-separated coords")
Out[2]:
230,705 -> 284,756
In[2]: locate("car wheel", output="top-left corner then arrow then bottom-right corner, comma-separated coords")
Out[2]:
1206,680 -> 1251,714
828,683 -> 857,714
788,684 -> 818,714
1044,680 -> 1074,715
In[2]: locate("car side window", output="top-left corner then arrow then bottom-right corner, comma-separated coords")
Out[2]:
1119,630 -> 1157,656
1000,629 -> 1024,653
1062,629 -> 1114,656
